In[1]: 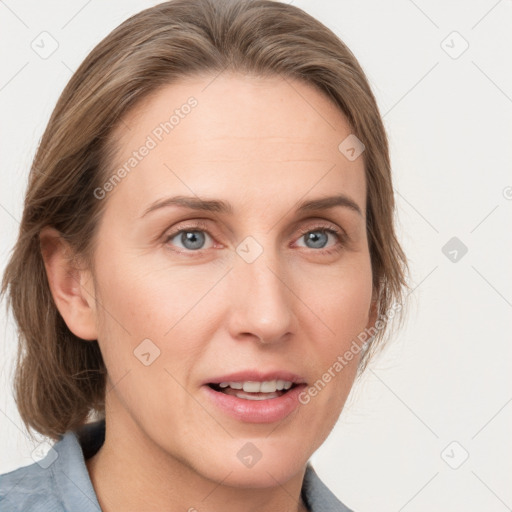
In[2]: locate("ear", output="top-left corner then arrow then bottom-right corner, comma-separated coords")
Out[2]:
39,226 -> 98,341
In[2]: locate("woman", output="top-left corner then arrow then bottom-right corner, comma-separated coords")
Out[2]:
0,0 -> 408,510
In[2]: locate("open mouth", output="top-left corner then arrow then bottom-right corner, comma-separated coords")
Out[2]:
207,381 -> 299,401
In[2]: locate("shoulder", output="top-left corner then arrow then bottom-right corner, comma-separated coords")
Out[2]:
0,459 -> 61,512
0,422 -> 104,512
302,463 -> 355,512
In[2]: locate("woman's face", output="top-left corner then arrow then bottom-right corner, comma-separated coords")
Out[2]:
86,73 -> 375,486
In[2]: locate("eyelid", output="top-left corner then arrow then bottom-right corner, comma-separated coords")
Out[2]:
162,219 -> 217,247
296,219 -> 344,235
293,222 -> 347,252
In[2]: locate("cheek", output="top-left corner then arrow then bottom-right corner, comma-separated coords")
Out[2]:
301,256 -> 373,341
297,256 -> 373,401
91,252 -> 226,363
90,258 -> 209,414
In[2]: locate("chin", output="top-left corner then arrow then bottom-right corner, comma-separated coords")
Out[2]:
192,447 -> 308,489
219,463 -> 305,489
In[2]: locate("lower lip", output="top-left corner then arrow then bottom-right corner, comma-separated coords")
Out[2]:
202,384 -> 307,423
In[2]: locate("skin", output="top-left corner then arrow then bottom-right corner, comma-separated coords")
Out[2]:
41,73 -> 378,512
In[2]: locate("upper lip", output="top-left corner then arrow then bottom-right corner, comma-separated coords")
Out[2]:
203,370 -> 307,385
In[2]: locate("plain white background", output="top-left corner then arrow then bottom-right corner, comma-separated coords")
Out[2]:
1,1 -> 511,511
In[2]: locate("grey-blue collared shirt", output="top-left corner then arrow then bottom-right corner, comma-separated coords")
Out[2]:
0,420 -> 353,511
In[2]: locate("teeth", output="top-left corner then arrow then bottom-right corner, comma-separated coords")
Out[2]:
216,380 -> 294,393
243,381 -> 261,393
234,391 -> 279,400
260,380 -> 277,393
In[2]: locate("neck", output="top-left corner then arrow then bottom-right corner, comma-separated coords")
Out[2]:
85,409 -> 310,512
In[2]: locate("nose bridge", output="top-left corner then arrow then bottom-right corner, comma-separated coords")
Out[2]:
229,240 -> 294,343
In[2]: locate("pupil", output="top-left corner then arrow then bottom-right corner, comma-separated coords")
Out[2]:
182,231 -> 205,250
306,231 -> 327,249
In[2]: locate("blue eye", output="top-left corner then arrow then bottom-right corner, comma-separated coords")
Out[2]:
303,230 -> 328,249
297,229 -> 340,250
180,231 -> 206,250
166,230 -> 213,251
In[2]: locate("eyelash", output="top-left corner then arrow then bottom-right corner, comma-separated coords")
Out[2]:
163,220 -> 346,256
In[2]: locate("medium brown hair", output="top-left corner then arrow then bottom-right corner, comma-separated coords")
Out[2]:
1,0 -> 408,440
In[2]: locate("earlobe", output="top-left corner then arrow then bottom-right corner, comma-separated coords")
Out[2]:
39,226 -> 98,341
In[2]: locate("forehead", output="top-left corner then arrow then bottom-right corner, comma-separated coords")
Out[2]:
103,73 -> 366,219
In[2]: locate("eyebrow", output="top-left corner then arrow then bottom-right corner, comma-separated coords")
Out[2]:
140,194 -> 363,218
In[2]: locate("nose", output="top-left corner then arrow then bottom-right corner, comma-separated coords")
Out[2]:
227,248 -> 294,345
